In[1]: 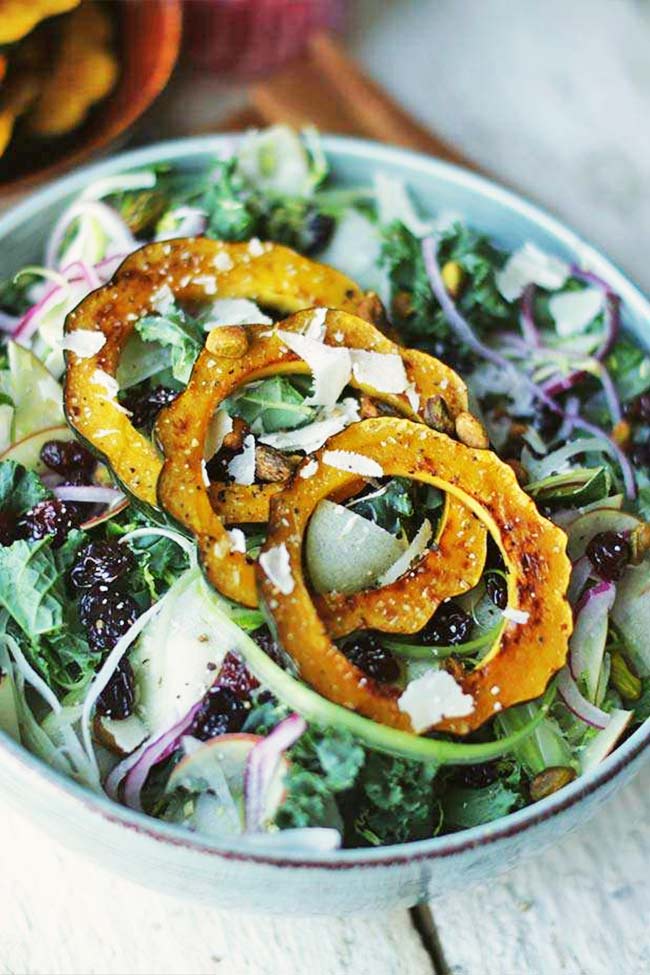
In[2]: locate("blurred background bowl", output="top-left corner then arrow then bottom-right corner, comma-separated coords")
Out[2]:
0,0 -> 182,198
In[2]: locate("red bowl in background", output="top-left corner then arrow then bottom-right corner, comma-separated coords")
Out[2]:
0,0 -> 182,198
183,0 -> 344,78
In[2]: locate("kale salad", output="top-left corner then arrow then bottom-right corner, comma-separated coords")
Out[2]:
0,126 -> 649,851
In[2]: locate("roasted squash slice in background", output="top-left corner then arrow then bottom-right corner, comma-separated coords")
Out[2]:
258,417 -> 572,735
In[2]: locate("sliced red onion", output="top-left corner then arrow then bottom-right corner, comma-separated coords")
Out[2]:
105,699 -> 204,808
53,484 -> 125,505
557,667 -> 610,729
543,360 -> 622,425
570,266 -> 620,360
121,700 -> 206,811
568,580 -> 616,701
422,237 -> 636,498
61,259 -> 102,291
80,497 -> 129,530
520,284 -> 541,347
244,714 -> 306,832
0,309 -> 19,333
46,200 -> 136,270
13,283 -> 67,343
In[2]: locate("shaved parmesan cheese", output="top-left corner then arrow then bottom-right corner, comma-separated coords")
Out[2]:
248,237 -> 265,257
92,369 -> 120,400
496,243 -> 569,302
204,298 -> 272,328
303,307 -> 327,340
299,458 -> 319,479
204,409 -> 233,460
277,329 -> 351,407
322,449 -> 384,477
227,434 -> 256,485
398,670 -> 474,732
226,528 -> 246,553
548,288 -> 603,337
405,384 -> 420,413
60,330 -> 106,358
260,398 -> 359,453
151,284 -> 175,314
350,349 -> 408,394
194,275 -> 217,295
503,607 -> 530,625
259,543 -> 294,594
374,172 -> 433,238
213,250 -> 234,272
378,519 -> 432,586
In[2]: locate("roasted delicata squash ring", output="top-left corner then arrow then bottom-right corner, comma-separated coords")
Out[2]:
315,493 -> 487,637
64,239 -> 369,507
28,3 -> 118,138
0,0 -> 80,45
155,309 -> 469,608
258,417 -> 573,735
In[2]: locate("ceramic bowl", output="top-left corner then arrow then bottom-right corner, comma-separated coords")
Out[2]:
0,0 -> 181,197
0,135 -> 648,914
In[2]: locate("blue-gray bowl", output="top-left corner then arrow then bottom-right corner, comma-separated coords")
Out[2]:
0,135 -> 648,914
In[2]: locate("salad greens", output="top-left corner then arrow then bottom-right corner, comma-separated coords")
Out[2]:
0,125 -> 649,851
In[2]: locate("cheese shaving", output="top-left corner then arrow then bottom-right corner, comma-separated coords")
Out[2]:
350,349 -> 408,394
322,449 -> 384,477
227,434 -> 256,485
60,330 -> 106,358
398,670 -> 475,732
259,543 -> 294,595
277,329 -> 351,407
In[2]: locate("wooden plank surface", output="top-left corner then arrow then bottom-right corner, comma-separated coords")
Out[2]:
0,799 -> 434,975
432,763 -> 650,975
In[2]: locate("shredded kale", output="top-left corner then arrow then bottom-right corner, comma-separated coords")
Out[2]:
380,221 -> 513,359
349,752 -> 439,846
440,779 -> 522,829
606,337 -> 650,402
134,304 -> 203,385
0,530 -> 98,693
0,460 -> 51,515
225,376 -> 315,434
350,477 -> 443,537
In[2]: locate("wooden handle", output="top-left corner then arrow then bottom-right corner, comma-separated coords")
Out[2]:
249,31 -> 476,170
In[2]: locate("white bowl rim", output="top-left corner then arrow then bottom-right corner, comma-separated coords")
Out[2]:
0,132 -> 649,868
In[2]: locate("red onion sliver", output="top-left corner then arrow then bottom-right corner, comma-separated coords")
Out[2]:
244,714 -> 306,832
568,580 -> 615,701
557,668 -> 610,729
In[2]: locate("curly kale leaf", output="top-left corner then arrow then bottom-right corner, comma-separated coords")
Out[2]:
0,531 -> 97,693
134,304 -> 204,386
0,460 -> 50,516
380,221 -> 513,355
349,752 -> 440,846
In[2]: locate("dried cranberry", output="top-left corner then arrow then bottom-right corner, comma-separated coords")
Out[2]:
533,403 -> 561,440
18,499 -> 80,547
79,588 -> 138,652
95,658 -> 136,720
302,210 -> 335,255
624,393 -> 650,424
419,601 -> 472,646
121,385 -> 178,432
252,627 -> 287,668
343,633 -> 401,683
189,686 -> 249,741
40,439 -> 96,484
0,511 -> 17,547
486,573 -> 508,610
630,443 -> 650,469
586,531 -> 631,582
217,650 -> 259,696
70,540 -> 135,590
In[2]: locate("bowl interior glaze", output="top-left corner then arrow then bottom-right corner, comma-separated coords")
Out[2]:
0,135 -> 648,913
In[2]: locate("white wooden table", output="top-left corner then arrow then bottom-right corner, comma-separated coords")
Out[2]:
3,1 -> 650,972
